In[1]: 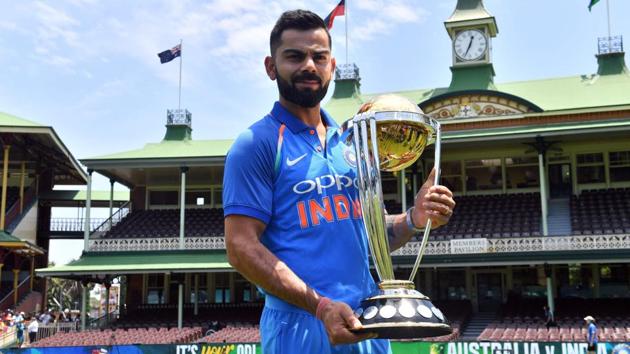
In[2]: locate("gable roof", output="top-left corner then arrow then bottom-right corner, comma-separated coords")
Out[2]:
326,69 -> 630,123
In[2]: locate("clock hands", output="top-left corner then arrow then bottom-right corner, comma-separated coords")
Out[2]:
464,35 -> 474,58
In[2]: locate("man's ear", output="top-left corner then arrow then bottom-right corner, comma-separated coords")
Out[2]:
264,56 -> 276,80
331,56 -> 337,79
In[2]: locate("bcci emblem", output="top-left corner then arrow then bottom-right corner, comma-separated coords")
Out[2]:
343,147 -> 357,167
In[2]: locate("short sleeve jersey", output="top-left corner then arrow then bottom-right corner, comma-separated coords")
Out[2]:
223,102 -> 377,309
588,323 -> 598,343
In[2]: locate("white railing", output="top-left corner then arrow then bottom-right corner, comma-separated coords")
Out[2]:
37,322 -> 80,341
392,234 -> 630,256
0,326 -> 16,347
88,234 -> 630,254
89,236 -> 225,252
90,201 -> 131,239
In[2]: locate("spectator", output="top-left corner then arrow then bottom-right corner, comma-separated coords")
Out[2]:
13,314 -> 25,348
39,310 -> 52,325
585,315 -> 598,354
27,316 -> 39,345
62,309 -> 71,322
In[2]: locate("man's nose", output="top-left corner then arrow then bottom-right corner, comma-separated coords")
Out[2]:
302,55 -> 317,71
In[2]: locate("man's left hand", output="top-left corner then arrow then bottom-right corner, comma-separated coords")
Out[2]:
411,168 -> 455,229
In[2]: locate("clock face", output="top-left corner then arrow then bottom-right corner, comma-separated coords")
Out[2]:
454,29 -> 488,61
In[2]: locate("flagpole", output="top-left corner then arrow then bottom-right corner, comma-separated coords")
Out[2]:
606,0 -> 612,38
345,0 -> 349,64
178,39 -> 183,110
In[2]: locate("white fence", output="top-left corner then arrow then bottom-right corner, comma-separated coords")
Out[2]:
88,234 -> 630,254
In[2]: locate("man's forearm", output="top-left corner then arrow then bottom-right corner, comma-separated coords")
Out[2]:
386,213 -> 416,251
228,237 -> 321,314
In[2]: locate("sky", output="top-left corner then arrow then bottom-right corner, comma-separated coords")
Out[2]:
1,0 -> 629,264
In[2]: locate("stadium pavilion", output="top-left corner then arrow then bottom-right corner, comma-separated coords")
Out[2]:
35,0 -> 630,344
0,111 -> 87,313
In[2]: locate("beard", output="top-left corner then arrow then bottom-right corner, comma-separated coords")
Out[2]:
275,69 -> 330,108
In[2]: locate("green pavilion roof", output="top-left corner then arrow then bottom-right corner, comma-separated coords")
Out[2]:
40,190 -> 130,202
37,250 -> 232,279
0,111 -> 87,184
0,231 -> 45,255
0,111 -> 44,127
326,64 -> 630,123
84,139 -> 232,161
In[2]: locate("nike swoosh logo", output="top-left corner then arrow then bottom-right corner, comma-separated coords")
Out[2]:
286,153 -> 307,167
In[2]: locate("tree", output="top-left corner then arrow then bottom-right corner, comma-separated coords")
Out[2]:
45,262 -> 94,314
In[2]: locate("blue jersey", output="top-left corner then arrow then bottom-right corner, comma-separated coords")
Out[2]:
588,323 -> 598,344
223,101 -> 377,309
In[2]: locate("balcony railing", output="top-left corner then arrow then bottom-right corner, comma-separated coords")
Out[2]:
90,201 -> 131,239
88,233 -> 630,254
50,217 -> 107,233
598,35 -> 624,54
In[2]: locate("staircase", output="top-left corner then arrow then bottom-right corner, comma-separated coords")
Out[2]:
461,312 -> 495,340
16,291 -> 42,314
547,198 -> 572,236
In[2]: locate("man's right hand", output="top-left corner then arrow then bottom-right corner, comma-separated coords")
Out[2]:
319,300 -> 377,345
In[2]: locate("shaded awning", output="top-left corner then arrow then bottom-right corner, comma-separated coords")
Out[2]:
36,250 -> 233,280
0,231 -> 45,255
39,190 -> 130,207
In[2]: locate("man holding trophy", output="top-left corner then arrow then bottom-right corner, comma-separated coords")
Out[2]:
223,9 -> 455,354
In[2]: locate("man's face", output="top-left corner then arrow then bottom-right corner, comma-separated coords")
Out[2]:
265,28 -> 335,108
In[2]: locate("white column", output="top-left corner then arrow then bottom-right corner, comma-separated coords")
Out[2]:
501,157 -> 507,193
0,145 -> 10,229
180,167 -> 188,249
544,263 -> 555,314
538,154 -> 549,236
546,276 -> 555,314
81,281 -> 88,331
84,170 -> 93,251
108,179 -> 114,229
19,161 -> 25,213
194,274 -> 199,316
178,282 -> 184,329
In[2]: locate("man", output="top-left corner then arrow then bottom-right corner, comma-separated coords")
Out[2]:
27,315 -> 39,345
13,312 -> 25,348
223,9 -> 455,354
585,316 -> 598,354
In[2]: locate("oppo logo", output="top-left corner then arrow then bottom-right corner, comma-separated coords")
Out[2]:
292,174 -> 358,195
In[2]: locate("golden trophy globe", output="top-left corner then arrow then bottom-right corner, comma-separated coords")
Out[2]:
343,94 -> 451,339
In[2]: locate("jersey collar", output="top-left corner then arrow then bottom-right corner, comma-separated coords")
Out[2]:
270,101 -> 339,134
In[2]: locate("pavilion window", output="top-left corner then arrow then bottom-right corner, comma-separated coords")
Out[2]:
505,156 -> 539,189
212,187 -> 223,208
465,158 -> 502,191
441,160 -> 463,193
146,274 -> 165,304
576,152 -> 605,184
185,190 -> 212,206
149,190 -> 178,206
609,150 -> 630,182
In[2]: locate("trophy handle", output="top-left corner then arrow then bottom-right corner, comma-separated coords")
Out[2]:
352,112 -> 395,282
408,122 -> 441,282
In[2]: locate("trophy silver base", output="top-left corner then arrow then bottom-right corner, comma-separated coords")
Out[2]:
351,281 -> 452,339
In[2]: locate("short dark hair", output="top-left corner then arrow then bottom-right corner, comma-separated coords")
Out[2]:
269,9 -> 332,56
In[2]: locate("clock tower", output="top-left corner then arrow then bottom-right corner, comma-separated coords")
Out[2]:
445,0 -> 498,90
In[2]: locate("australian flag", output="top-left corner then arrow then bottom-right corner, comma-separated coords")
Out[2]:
157,44 -> 181,64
